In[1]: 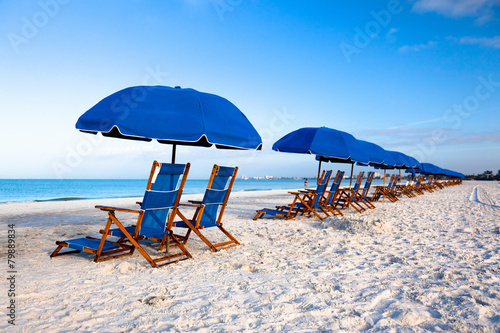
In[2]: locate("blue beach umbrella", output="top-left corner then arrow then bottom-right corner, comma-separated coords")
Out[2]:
412,164 -> 464,180
356,140 -> 399,167
418,163 -> 443,175
273,127 -> 369,162
386,151 -> 420,169
273,127 -> 370,185
76,85 -> 262,163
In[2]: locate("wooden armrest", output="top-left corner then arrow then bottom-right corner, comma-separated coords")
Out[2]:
136,201 -> 142,205
188,200 -> 203,204
179,203 -> 203,208
95,205 -> 141,214
288,191 -> 304,195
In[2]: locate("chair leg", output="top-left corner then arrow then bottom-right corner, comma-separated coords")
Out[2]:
253,210 -> 265,220
176,211 -> 240,252
109,213 -> 191,268
50,244 -> 81,257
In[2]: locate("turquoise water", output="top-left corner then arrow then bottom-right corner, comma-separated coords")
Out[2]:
0,179 -> 299,203
0,178 -> 388,203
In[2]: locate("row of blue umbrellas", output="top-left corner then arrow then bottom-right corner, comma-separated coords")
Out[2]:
415,163 -> 465,179
272,126 -> 464,180
273,127 -> 420,169
76,85 -> 464,180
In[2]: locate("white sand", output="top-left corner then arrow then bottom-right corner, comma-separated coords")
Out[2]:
1,181 -> 500,332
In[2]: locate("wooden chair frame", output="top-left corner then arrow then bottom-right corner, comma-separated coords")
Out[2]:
175,165 -> 240,252
51,161 -> 193,268
254,170 -> 332,220
335,171 -> 368,213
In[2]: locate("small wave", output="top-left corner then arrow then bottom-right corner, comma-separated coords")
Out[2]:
34,197 -> 87,202
243,188 -> 271,192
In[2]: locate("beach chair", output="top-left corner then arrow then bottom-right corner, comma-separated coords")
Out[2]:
172,165 -> 240,252
335,171 -> 368,213
321,170 -> 345,216
357,171 -> 376,209
395,176 -> 416,198
434,177 -> 445,189
369,174 -> 399,202
51,161 -> 192,268
413,176 -> 426,195
253,170 -> 332,220
422,176 -> 436,193
405,174 -> 423,196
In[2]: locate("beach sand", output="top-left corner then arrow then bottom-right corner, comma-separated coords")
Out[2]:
2,181 -> 499,332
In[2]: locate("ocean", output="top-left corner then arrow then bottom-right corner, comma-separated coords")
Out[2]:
0,178 -> 389,203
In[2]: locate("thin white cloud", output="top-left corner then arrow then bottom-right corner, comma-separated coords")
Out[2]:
359,127 -> 500,148
398,41 -> 437,53
412,0 -> 499,22
386,28 -> 398,43
389,117 -> 444,129
459,35 -> 500,48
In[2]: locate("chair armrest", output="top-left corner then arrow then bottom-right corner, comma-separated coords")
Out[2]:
179,203 -> 203,208
288,191 -> 304,195
136,201 -> 142,205
188,200 -> 203,204
95,205 -> 141,214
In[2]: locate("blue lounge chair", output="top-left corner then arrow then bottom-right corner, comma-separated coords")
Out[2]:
173,165 -> 240,252
51,161 -> 192,267
413,175 -> 425,195
253,170 -> 332,220
335,171 -> 367,213
322,170 -> 345,216
371,174 -> 399,202
395,176 -> 417,198
357,171 -> 376,209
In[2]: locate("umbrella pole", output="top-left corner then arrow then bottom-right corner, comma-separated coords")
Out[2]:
383,169 -> 386,202
349,163 -> 354,188
317,160 -> 322,185
172,144 -> 177,164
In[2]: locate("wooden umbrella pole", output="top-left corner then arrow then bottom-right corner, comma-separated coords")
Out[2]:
317,160 -> 322,185
171,144 -> 177,164
349,163 -> 354,188
383,169 -> 386,202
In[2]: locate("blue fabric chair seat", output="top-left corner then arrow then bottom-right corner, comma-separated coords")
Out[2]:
63,238 -> 120,252
174,220 -> 220,229
256,208 -> 290,217
109,226 -> 168,239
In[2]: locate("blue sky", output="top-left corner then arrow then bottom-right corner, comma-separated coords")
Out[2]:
1,0 -> 499,179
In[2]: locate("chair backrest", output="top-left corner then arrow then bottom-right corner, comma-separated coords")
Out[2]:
388,174 -> 397,188
198,165 -> 238,227
352,171 -> 364,192
360,171 -> 374,198
311,170 -> 332,207
139,161 -> 190,234
326,170 -> 344,205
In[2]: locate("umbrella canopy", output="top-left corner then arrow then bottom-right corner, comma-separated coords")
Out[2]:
273,127 -> 370,164
272,127 -> 371,187
418,163 -> 444,175
410,164 -> 464,179
356,140 -> 398,167
385,151 -> 420,169
76,85 -> 262,162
